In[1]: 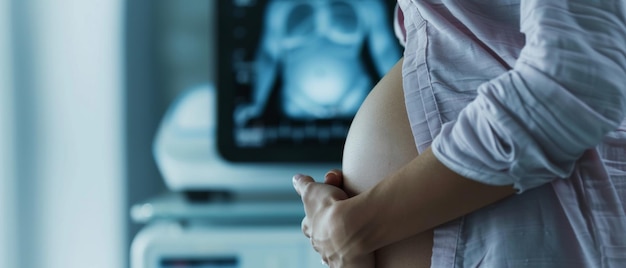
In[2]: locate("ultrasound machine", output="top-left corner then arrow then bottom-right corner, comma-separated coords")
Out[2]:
130,0 -> 401,267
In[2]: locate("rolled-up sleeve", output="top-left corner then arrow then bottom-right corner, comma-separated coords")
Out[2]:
431,0 -> 626,193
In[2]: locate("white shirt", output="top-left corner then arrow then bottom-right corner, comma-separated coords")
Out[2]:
397,0 -> 626,266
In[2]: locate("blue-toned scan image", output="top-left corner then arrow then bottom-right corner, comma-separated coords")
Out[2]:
226,0 -> 401,148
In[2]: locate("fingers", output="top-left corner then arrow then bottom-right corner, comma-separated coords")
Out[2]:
293,170 -> 343,193
324,169 -> 343,187
303,218 -> 321,254
292,174 -> 315,196
301,217 -> 310,238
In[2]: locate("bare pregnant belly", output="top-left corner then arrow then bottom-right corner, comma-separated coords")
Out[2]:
342,59 -> 433,268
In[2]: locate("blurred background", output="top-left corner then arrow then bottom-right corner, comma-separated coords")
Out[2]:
1,1 -> 211,267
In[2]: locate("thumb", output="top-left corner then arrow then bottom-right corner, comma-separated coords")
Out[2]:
292,174 -> 315,196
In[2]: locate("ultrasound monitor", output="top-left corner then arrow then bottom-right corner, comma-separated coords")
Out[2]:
216,0 -> 402,163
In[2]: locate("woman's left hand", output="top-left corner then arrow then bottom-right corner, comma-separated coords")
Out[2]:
293,173 -> 375,268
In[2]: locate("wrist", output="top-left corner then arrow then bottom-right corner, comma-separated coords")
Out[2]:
332,194 -> 379,260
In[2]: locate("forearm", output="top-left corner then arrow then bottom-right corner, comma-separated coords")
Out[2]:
340,147 -> 515,256
431,1 -> 626,193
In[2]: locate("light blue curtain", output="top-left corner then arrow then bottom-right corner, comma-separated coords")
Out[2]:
2,1 -> 126,268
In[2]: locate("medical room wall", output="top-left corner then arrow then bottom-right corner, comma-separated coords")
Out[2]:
2,1 -> 125,268
1,1 -> 213,267
0,0 -> 16,267
124,0 -> 212,263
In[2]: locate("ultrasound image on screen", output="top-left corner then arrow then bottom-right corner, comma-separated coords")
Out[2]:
217,0 -> 401,161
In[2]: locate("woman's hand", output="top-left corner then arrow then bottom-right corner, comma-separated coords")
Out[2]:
293,171 -> 375,268
322,169 -> 344,188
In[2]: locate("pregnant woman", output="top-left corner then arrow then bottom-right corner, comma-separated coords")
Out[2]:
295,0 -> 626,267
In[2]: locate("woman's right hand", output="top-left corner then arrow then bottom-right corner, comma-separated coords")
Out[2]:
323,169 -> 344,189
294,172 -> 375,268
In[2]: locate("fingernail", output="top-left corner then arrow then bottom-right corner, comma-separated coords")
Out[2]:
292,174 -> 303,185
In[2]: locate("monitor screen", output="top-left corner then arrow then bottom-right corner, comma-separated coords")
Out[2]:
216,0 -> 402,163
161,257 -> 238,268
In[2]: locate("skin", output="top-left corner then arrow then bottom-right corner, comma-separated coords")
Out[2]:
294,58 -> 516,267
322,170 -> 434,268
340,58 -> 433,268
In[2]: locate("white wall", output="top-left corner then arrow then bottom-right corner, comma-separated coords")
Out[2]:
0,0 -> 16,267
9,1 -> 126,267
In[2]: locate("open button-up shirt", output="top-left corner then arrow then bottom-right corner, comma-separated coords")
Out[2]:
397,0 -> 626,266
